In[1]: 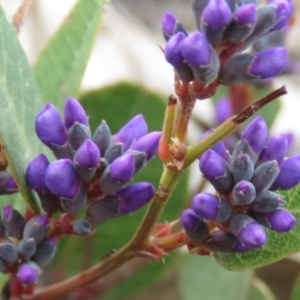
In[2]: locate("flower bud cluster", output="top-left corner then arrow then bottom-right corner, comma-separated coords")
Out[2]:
0,206 -> 56,286
181,116 -> 298,253
162,0 -> 292,86
27,97 -> 159,224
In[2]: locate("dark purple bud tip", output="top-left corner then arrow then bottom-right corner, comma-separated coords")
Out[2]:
23,215 -> 50,244
268,209 -> 296,232
180,32 -> 211,67
131,131 -> 161,161
17,262 -> 40,286
235,4 -> 257,26
269,0 -> 293,31
232,180 -> 256,206
238,222 -> 266,248
0,242 -> 18,263
272,155 -> 300,189
242,117 -> 267,153
75,139 -> 100,169
259,134 -> 288,164
33,238 -> 57,267
250,47 -> 288,79
181,209 -> 210,243
202,0 -> 232,30
110,153 -> 135,183
3,205 -> 12,221
192,193 -> 219,219
200,150 -> 225,179
233,241 -> 254,253
3,177 -> 18,191
114,115 -> 148,151
35,103 -> 67,146
162,12 -> 177,36
64,97 -> 88,129
45,159 -> 80,199
165,32 -> 186,67
118,182 -> 155,214
26,154 -> 49,192
181,209 -> 201,231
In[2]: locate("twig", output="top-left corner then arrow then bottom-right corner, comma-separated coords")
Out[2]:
13,0 -> 35,33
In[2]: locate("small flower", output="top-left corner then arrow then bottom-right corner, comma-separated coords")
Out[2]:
17,262 -> 40,286
64,97 -> 88,130
45,159 -> 80,199
35,103 -> 67,146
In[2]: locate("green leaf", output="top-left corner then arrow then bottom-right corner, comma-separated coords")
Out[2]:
52,82 -> 188,299
290,271 -> 300,300
215,185 -> 300,271
33,0 -> 107,111
246,278 -> 276,300
177,253 -> 251,300
0,5 -> 48,213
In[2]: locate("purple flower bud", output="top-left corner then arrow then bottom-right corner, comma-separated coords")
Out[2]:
250,47 -> 288,79
162,12 -> 177,36
215,97 -> 232,125
272,155 -> 300,189
200,150 -> 225,179
253,209 -> 296,232
232,139 -> 258,165
251,160 -> 280,192
233,241 -> 254,252
93,120 -> 111,155
72,219 -> 91,236
192,193 -> 232,223
131,131 -> 161,161
33,238 -> 57,267
181,209 -> 210,243
114,115 -> 148,151
64,97 -> 88,129
267,209 -> 296,232
181,32 -> 211,67
18,238 -> 36,260
35,103 -> 67,147
232,181 -> 256,206
0,172 -> 18,195
86,195 -> 120,224
230,214 -> 266,248
259,134 -> 288,164
200,150 -> 234,194
100,153 -> 135,194
74,139 -> 100,169
45,159 -> 80,199
0,242 -> 18,263
202,0 -> 232,30
38,190 -> 61,215
235,4 -> 257,26
242,117 -> 267,153
268,0 -> 293,31
250,190 -> 284,212
164,32 -> 186,67
17,262 -> 40,286
231,152 -> 254,182
130,151 -> 147,174
23,215 -> 50,245
110,153 -> 135,183
26,154 -> 49,192
117,182 -> 155,214
2,205 -> 25,239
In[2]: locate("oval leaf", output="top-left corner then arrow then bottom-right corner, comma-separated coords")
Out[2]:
0,5 -> 49,212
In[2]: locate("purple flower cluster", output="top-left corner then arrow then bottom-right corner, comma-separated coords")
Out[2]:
26,98 -> 160,224
162,0 -> 292,85
181,116 -> 298,253
0,206 -> 56,285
